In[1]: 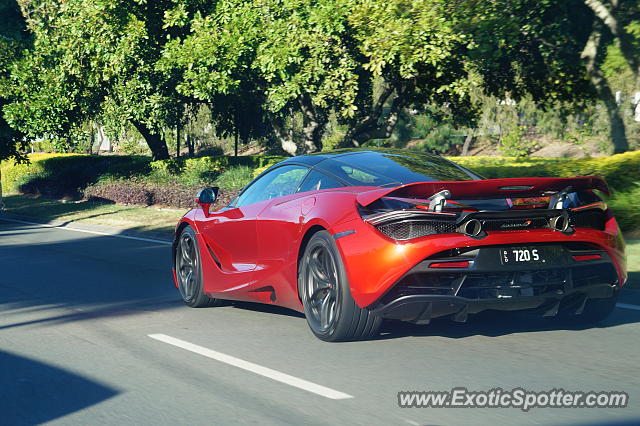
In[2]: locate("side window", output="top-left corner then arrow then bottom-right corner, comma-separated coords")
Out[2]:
297,170 -> 344,193
234,165 -> 309,207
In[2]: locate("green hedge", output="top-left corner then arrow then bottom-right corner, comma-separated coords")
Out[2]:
448,151 -> 640,232
2,151 -> 638,232
1,153 -> 286,198
448,150 -> 640,193
1,154 -> 151,197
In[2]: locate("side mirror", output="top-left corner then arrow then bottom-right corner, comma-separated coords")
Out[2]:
195,187 -> 219,217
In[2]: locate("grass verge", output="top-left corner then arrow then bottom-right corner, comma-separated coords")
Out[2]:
1,194 -> 184,235
626,240 -> 640,289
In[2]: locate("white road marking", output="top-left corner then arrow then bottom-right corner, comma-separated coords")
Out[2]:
148,333 -> 354,400
616,303 -> 640,311
0,217 -> 171,245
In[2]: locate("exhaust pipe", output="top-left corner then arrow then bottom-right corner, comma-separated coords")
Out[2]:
461,218 -> 484,238
550,214 -> 574,234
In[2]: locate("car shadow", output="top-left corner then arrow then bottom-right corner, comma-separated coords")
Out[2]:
375,303 -> 640,340
226,300 -> 306,318
217,292 -> 640,341
0,350 -> 118,425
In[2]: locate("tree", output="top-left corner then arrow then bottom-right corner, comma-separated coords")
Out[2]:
162,0 -> 341,154
458,0 -> 639,153
4,0 -> 216,160
584,0 -> 640,87
162,0 -> 474,154
0,0 -> 30,209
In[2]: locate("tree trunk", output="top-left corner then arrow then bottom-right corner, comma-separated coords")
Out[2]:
341,96 -> 405,146
584,0 -> 639,86
131,120 -> 170,160
340,82 -> 411,147
273,120 -> 298,156
299,94 -> 324,153
461,130 -> 475,156
187,134 -> 194,156
0,168 -> 4,212
234,129 -> 239,157
581,22 -> 629,153
176,125 -> 181,158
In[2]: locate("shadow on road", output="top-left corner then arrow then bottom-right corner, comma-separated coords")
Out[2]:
201,289 -> 640,341
2,219 -> 638,341
0,350 -> 118,425
0,220 -> 180,329
376,301 -> 640,340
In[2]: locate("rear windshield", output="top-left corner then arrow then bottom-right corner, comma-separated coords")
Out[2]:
318,152 -> 478,187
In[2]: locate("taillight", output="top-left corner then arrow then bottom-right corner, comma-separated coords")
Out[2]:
572,254 -> 602,261
429,261 -> 470,268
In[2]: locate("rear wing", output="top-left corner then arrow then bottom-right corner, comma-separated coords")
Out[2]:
356,176 -> 610,207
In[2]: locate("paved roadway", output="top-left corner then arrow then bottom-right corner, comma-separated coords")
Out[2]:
1,218 -> 639,426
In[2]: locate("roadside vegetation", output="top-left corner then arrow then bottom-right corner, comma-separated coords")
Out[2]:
2,150 -> 639,234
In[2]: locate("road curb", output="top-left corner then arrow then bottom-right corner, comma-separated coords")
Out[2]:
0,211 -> 173,243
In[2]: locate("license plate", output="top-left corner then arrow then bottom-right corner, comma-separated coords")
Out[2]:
500,247 -> 546,265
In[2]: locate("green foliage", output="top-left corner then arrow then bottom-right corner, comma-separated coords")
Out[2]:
1,0 -> 639,156
607,184 -> 640,233
0,153 -> 150,196
0,0 -> 30,162
498,126 -> 537,158
1,152 -> 286,199
119,138 -> 149,156
457,0 -> 595,105
450,151 -> 640,232
214,166 -> 254,191
3,0 -> 218,159
451,151 -> 640,192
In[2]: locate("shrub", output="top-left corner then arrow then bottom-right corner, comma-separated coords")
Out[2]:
449,151 -> 640,232
498,127 -> 538,158
1,153 -> 286,197
214,166 -> 254,190
449,150 -> 640,192
84,179 -> 240,209
607,184 -> 640,233
2,154 -> 151,198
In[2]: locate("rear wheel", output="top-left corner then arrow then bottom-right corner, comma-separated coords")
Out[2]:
176,226 -> 223,308
299,231 -> 382,342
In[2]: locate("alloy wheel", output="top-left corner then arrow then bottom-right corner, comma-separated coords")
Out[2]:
304,243 -> 339,332
177,233 -> 198,302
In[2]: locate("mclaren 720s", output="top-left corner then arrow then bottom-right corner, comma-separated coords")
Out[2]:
171,149 -> 626,341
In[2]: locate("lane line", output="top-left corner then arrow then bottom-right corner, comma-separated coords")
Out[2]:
148,333 -> 354,400
616,303 -> 640,311
0,217 -> 171,245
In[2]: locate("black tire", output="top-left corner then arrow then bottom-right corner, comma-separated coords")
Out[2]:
175,226 -> 223,308
553,293 -> 618,325
299,230 -> 382,342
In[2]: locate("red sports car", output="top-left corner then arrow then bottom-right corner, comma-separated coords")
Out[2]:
172,149 -> 627,341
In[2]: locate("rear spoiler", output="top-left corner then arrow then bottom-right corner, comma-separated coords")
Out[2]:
356,176 -> 610,207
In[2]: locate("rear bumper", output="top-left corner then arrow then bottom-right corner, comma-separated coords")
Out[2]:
366,242 -> 620,323
335,216 -> 626,308
370,283 -> 617,323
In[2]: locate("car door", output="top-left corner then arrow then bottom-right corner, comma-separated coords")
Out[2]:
197,164 -> 309,292
255,169 -> 345,305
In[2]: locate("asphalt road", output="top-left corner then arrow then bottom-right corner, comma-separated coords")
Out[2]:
1,218 -> 640,426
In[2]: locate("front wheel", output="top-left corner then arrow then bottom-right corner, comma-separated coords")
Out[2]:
175,226 -> 223,308
299,231 -> 382,342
